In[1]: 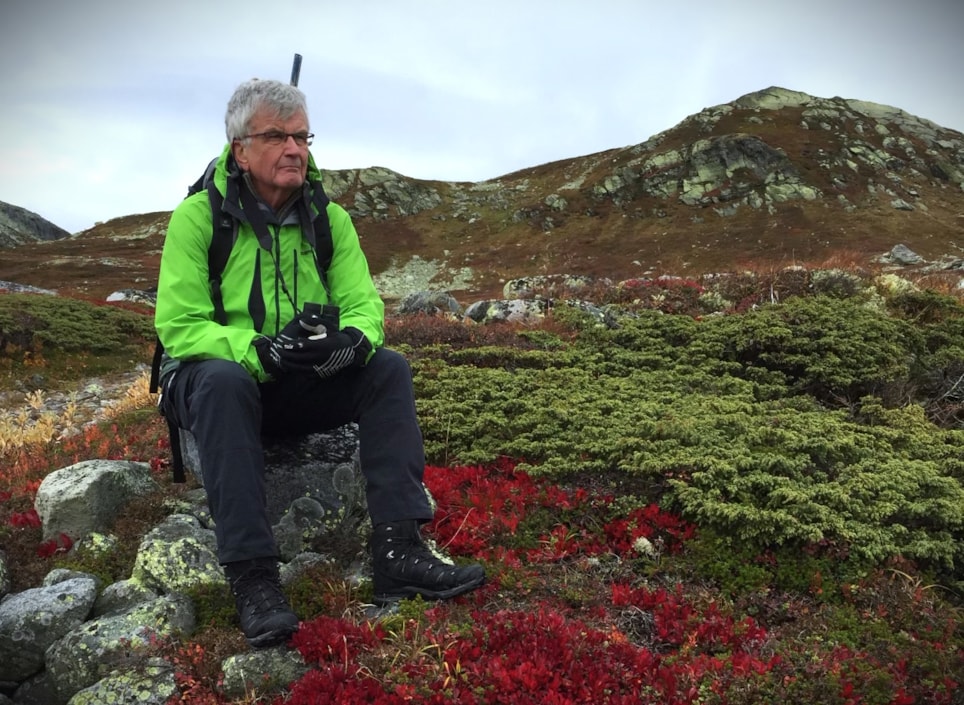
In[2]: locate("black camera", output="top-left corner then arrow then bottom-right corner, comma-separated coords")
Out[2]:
300,302 -> 340,339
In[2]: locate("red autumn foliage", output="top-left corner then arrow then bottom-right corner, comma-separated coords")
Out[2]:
36,532 -> 73,558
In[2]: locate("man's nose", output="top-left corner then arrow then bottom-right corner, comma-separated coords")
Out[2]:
282,135 -> 305,151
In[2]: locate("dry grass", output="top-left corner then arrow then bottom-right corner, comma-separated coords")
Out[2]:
0,370 -> 153,453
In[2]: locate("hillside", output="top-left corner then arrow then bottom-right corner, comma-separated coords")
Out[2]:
0,86 -> 961,302
0,200 -> 71,249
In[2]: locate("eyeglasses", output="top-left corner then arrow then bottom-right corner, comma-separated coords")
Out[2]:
240,130 -> 314,147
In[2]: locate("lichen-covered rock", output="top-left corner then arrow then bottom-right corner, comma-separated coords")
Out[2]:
0,576 -> 97,681
262,439 -> 365,525
503,274 -> 604,300
10,670 -> 59,705
34,460 -> 158,541
92,579 -> 160,619
279,552 -> 334,586
70,532 -> 118,564
66,659 -> 175,705
274,496 -> 328,562
464,298 -> 548,324
130,514 -> 222,594
396,290 -> 462,316
220,648 -> 310,700
44,593 -> 195,703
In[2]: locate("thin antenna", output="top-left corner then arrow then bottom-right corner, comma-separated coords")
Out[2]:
290,53 -> 303,86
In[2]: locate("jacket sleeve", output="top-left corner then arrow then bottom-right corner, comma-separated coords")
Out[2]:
154,196 -> 269,381
324,203 -> 385,353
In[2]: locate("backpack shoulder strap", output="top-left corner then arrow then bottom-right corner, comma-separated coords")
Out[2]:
152,159 -> 234,483
205,181 -> 235,325
308,181 -> 334,293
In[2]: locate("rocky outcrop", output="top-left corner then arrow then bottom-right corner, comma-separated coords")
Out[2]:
593,132 -> 821,214
0,201 -> 71,248
323,167 -> 444,220
589,86 -> 964,221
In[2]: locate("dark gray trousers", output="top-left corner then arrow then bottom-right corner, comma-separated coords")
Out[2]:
164,348 -> 434,564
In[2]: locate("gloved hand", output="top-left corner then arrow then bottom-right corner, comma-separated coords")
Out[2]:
254,310 -> 325,377
255,325 -> 371,378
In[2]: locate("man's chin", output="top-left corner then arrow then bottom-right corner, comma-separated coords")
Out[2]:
277,173 -> 306,189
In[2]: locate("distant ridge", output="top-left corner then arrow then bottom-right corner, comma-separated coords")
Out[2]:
0,200 -> 71,248
0,86 -> 961,300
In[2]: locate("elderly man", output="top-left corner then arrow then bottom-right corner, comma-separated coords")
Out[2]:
154,78 -> 485,648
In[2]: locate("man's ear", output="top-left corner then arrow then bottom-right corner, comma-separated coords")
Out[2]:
232,140 -> 249,171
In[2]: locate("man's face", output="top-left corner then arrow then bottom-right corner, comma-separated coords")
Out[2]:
232,108 -> 310,208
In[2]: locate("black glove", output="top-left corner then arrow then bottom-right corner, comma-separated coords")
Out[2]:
307,326 -> 372,378
255,326 -> 371,379
254,310 -> 326,377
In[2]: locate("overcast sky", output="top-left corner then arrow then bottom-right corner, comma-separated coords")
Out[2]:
2,0 -> 962,234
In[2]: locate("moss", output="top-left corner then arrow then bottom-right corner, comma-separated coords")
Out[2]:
182,582 -> 236,630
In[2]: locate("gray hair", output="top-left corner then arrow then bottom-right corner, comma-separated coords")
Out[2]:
224,79 -> 309,142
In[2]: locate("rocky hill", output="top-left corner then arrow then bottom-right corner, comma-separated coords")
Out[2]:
0,86 -> 961,302
0,200 -> 71,249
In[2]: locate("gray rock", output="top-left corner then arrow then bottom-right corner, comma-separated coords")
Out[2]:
34,460 -> 158,541
503,274 -> 604,300
221,648 -> 310,700
396,290 -> 462,316
465,298 -> 549,324
92,579 -> 160,619
0,280 -> 57,295
105,288 -> 157,306
279,552 -> 334,586
130,514 -> 223,594
323,167 -> 442,219
0,577 -> 97,682
883,244 -> 925,265
44,593 -> 195,703
42,569 -> 99,589
261,433 -> 365,525
179,427 -> 362,515
66,659 -> 175,705
10,670 -> 59,705
274,497 -> 328,562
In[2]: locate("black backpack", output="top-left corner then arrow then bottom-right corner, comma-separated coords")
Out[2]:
149,160 -> 335,481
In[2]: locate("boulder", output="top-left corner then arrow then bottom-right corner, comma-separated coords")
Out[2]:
34,460 -> 158,541
65,659 -> 176,705
0,577 -> 97,682
44,593 -> 195,703
130,514 -> 223,594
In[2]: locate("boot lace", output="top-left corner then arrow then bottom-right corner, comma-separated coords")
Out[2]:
232,567 -> 290,615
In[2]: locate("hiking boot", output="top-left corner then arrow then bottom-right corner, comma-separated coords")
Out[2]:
225,557 -> 299,648
370,520 -> 486,606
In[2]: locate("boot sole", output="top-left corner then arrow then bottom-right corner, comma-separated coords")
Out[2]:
373,574 -> 486,606
246,623 -> 299,649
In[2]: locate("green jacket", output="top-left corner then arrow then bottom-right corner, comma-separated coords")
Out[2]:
155,144 -> 385,383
